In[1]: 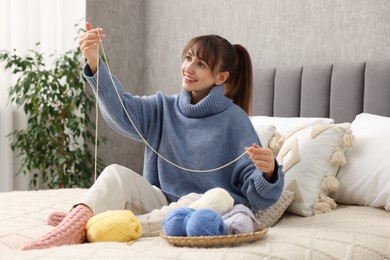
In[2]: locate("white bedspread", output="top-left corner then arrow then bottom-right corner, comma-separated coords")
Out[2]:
0,188 -> 389,260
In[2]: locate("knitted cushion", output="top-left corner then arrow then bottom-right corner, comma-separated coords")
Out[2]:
255,190 -> 294,228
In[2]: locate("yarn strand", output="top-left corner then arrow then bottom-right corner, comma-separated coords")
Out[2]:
94,30 -> 250,173
93,43 -> 100,213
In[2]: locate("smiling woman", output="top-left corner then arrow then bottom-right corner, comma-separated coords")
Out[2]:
0,0 -> 86,192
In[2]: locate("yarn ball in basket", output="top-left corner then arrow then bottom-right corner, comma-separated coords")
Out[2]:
162,207 -> 195,236
188,187 -> 234,214
186,209 -> 227,237
222,204 -> 257,234
86,210 -> 142,242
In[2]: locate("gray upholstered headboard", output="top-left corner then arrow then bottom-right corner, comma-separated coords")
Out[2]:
252,59 -> 390,123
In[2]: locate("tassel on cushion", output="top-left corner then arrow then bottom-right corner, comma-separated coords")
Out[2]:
313,201 -> 332,215
330,147 -> 347,166
339,129 -> 356,148
313,194 -> 337,215
321,174 -> 340,193
319,194 -> 337,209
269,132 -> 285,156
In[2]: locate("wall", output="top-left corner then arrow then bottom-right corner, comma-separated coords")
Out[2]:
86,0 -> 146,173
87,0 -> 390,173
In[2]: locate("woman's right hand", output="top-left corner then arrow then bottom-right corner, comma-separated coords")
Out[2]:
246,143 -> 276,181
78,22 -> 105,74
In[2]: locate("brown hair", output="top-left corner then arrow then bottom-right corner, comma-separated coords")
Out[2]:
182,35 -> 253,115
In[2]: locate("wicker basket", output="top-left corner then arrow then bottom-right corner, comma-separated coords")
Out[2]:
160,228 -> 268,248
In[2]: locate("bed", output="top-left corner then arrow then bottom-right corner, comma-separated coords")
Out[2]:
1,59 -> 390,259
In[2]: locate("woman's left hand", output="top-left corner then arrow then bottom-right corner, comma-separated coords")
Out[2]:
246,143 -> 275,181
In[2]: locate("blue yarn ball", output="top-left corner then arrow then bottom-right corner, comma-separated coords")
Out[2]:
162,207 -> 195,236
185,209 -> 227,237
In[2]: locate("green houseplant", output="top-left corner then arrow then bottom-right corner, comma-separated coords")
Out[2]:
0,44 -> 107,189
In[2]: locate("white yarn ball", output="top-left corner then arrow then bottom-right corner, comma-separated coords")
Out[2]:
189,187 -> 234,214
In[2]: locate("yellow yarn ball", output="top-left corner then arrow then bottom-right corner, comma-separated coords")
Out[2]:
86,210 -> 142,243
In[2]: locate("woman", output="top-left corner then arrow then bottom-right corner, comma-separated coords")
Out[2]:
20,22 -> 284,250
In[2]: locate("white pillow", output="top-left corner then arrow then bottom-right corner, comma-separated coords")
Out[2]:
277,123 -> 355,217
250,116 -> 334,136
331,113 -> 390,211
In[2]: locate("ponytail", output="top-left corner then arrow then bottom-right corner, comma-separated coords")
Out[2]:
224,44 -> 253,115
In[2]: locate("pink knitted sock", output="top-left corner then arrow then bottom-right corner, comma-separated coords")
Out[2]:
47,211 -> 68,227
20,205 -> 93,250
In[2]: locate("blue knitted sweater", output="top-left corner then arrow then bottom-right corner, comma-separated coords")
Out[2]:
83,61 -> 284,211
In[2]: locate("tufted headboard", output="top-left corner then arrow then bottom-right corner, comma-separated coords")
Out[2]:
252,59 -> 390,123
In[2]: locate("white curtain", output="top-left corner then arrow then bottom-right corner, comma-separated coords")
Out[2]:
0,0 -> 86,191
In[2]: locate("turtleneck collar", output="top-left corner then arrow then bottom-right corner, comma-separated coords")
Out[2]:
178,85 -> 233,118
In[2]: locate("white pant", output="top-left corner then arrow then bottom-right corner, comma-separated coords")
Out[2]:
76,164 -> 201,237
